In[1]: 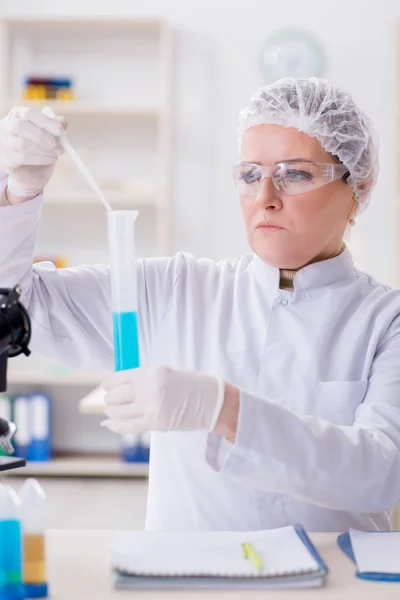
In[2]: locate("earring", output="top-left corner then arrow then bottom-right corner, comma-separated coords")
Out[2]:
349,218 -> 356,227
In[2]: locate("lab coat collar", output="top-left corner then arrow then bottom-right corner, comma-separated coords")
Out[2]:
250,246 -> 356,292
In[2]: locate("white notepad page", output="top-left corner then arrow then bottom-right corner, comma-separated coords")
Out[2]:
350,529 -> 400,574
111,526 -> 320,578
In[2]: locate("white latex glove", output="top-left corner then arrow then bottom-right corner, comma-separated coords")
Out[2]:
101,366 -> 226,434
0,106 -> 66,198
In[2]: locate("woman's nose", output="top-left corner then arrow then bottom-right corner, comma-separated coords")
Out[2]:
254,176 -> 282,210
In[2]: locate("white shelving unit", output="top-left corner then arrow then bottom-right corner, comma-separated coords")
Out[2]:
0,16 -> 173,476
0,100 -> 163,116
42,187 -> 158,207
2,456 -> 149,479
0,16 -> 173,255
7,370 -> 106,387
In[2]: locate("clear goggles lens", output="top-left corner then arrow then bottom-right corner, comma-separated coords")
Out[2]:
233,162 -> 349,197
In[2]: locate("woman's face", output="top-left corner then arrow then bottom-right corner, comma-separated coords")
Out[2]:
239,124 -> 356,269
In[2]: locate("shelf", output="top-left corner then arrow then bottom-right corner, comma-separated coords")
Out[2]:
43,187 -> 158,207
4,17 -> 165,29
7,370 -> 107,387
1,101 -> 162,117
2,456 -> 149,479
79,386 -> 106,415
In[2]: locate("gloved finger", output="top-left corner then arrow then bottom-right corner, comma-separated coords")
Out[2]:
100,418 -> 145,435
4,149 -> 60,167
103,368 -> 143,391
10,119 -> 64,152
4,131 -> 63,157
16,106 -> 67,137
104,383 -> 137,406
104,402 -> 144,420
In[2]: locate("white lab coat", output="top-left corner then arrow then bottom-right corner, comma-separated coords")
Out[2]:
2,190 -> 400,532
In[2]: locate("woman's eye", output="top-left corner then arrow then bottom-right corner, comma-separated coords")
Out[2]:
284,169 -> 313,182
241,169 -> 261,184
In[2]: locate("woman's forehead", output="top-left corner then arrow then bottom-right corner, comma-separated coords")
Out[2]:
240,124 -> 333,165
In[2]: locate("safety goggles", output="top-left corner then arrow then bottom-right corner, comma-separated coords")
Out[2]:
233,161 -> 349,197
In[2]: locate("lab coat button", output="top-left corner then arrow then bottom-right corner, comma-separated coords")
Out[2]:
281,299 -> 288,306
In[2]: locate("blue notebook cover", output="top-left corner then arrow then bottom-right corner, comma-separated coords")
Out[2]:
295,524 -> 329,576
337,532 -> 400,582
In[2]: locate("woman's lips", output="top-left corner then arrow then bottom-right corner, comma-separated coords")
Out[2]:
255,222 -> 286,231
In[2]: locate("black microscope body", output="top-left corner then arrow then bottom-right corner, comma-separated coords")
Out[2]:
0,286 -> 31,471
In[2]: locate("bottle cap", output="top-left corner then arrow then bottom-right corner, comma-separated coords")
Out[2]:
0,484 -> 21,518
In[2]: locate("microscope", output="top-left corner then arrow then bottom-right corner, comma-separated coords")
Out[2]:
0,285 -> 31,472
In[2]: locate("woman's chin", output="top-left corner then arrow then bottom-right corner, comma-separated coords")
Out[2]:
251,242 -> 313,270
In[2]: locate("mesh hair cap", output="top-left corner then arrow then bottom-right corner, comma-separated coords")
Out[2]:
238,77 -> 379,214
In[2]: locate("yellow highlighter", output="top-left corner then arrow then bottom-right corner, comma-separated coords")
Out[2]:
241,542 -> 264,572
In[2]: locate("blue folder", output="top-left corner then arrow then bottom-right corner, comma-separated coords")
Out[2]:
337,532 -> 400,582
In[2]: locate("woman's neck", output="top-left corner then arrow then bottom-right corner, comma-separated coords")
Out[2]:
279,244 -> 345,291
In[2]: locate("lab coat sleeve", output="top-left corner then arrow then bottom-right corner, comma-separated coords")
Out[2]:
0,181 -> 183,370
206,321 -> 400,513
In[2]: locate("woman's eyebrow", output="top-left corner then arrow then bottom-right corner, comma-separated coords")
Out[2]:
240,158 -> 316,165
278,158 -> 315,164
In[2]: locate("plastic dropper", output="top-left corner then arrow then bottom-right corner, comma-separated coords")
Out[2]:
42,107 -> 141,378
41,106 -> 112,213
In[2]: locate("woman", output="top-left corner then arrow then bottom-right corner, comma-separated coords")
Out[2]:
1,78 -> 399,533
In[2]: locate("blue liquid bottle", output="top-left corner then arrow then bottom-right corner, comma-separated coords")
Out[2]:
0,485 -> 24,600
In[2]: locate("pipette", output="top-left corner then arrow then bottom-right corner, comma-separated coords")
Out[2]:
41,106 -> 111,213
43,107 -> 140,371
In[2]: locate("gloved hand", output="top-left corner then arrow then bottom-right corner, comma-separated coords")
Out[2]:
101,366 -> 226,434
0,106 -> 67,198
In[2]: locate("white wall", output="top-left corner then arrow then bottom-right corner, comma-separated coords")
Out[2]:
1,0 -> 399,284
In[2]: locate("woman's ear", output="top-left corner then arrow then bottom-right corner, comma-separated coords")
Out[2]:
348,196 -> 358,227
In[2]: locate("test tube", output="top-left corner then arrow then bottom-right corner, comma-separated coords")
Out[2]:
107,210 -> 140,371
13,395 -> 31,459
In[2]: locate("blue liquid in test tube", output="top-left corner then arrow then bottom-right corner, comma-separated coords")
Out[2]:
108,210 -> 141,372
112,311 -> 140,371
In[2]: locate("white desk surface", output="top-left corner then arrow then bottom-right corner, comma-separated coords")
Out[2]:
46,530 -> 400,599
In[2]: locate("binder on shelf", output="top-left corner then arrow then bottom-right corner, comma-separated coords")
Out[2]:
12,395 -> 31,459
139,433 -> 151,463
120,433 -> 150,463
29,393 -> 51,461
12,393 -> 52,462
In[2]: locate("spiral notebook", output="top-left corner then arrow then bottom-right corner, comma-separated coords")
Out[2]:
111,525 -> 328,590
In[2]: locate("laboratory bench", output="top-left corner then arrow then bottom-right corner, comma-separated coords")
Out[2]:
47,530 -> 399,599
